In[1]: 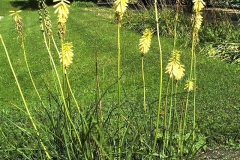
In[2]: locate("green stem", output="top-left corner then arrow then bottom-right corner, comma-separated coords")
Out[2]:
173,0 -> 179,49
170,79 -> 178,155
66,73 -> 81,113
150,0 -> 163,158
166,78 -> 175,155
163,77 -> 170,155
51,35 -> 60,56
94,40 -> 103,157
94,33 -> 102,124
21,37 -> 47,110
0,35 -> 51,159
181,16 -> 196,156
190,26 -> 197,143
178,97 -> 184,156
142,56 -> 147,112
41,30 -> 83,151
193,39 -> 197,140
117,22 -> 121,159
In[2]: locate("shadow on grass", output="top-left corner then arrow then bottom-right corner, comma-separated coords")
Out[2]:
10,0 -> 55,10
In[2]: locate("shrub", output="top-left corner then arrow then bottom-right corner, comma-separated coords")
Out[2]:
71,1 -> 97,7
123,7 -> 193,45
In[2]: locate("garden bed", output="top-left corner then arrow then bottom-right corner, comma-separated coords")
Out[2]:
204,7 -> 240,23
197,148 -> 240,159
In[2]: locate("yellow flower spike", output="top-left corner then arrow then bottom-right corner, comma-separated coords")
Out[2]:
192,1 -> 204,32
60,42 -> 74,72
174,64 -> 185,80
139,29 -> 152,56
53,0 -> 70,23
165,50 -> 185,80
9,10 -> 22,22
185,79 -> 194,91
9,10 -> 24,38
193,0 -> 205,13
194,13 -> 203,30
114,0 -> 128,21
44,15 -> 52,37
9,10 -> 22,16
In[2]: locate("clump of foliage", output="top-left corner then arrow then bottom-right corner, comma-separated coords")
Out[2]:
202,43 -> 240,64
123,6 -> 240,63
200,10 -> 240,64
123,7 -> 192,41
201,10 -> 240,43
71,1 -> 97,7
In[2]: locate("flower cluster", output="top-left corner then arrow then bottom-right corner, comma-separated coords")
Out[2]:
193,0 -> 205,12
53,0 -> 70,23
194,13 -> 203,31
38,1 -> 52,37
53,0 -> 70,39
165,50 -> 185,80
113,0 -> 128,23
9,10 -> 24,38
192,0 -> 205,32
44,15 -> 52,37
60,42 -> 74,72
184,79 -> 194,91
139,29 -> 152,56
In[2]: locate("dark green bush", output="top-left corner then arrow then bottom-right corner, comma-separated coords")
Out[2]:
123,8 -> 192,40
123,7 -> 240,63
200,10 -> 240,64
71,1 -> 97,7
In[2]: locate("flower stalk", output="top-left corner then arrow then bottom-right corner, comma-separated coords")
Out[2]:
165,50 -> 185,81
53,0 -> 70,39
150,0 -> 163,158
113,0 -> 128,158
0,35 -> 51,159
139,28 -> 152,112
181,0 -> 205,155
192,0 -> 205,141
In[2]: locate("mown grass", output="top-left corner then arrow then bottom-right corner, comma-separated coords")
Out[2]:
0,0 -> 240,158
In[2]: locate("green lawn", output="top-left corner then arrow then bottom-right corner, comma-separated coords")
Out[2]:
1,0 -> 240,159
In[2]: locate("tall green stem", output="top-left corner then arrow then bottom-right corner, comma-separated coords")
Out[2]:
66,73 -> 81,113
150,0 -> 163,158
0,35 -> 51,159
41,30 -> 83,152
142,56 -> 147,112
162,78 -> 170,155
193,39 -> 197,140
173,0 -> 179,49
21,37 -> 47,110
117,22 -> 121,159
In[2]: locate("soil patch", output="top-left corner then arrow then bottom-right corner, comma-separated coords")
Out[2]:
197,148 -> 240,160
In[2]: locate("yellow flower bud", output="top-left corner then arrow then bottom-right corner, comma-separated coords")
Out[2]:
60,42 -> 74,72
165,50 -> 185,80
139,29 -> 152,56
185,79 -> 194,91
113,0 -> 128,21
193,0 -> 205,13
194,13 -> 203,30
9,10 -> 24,38
53,0 -> 70,23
